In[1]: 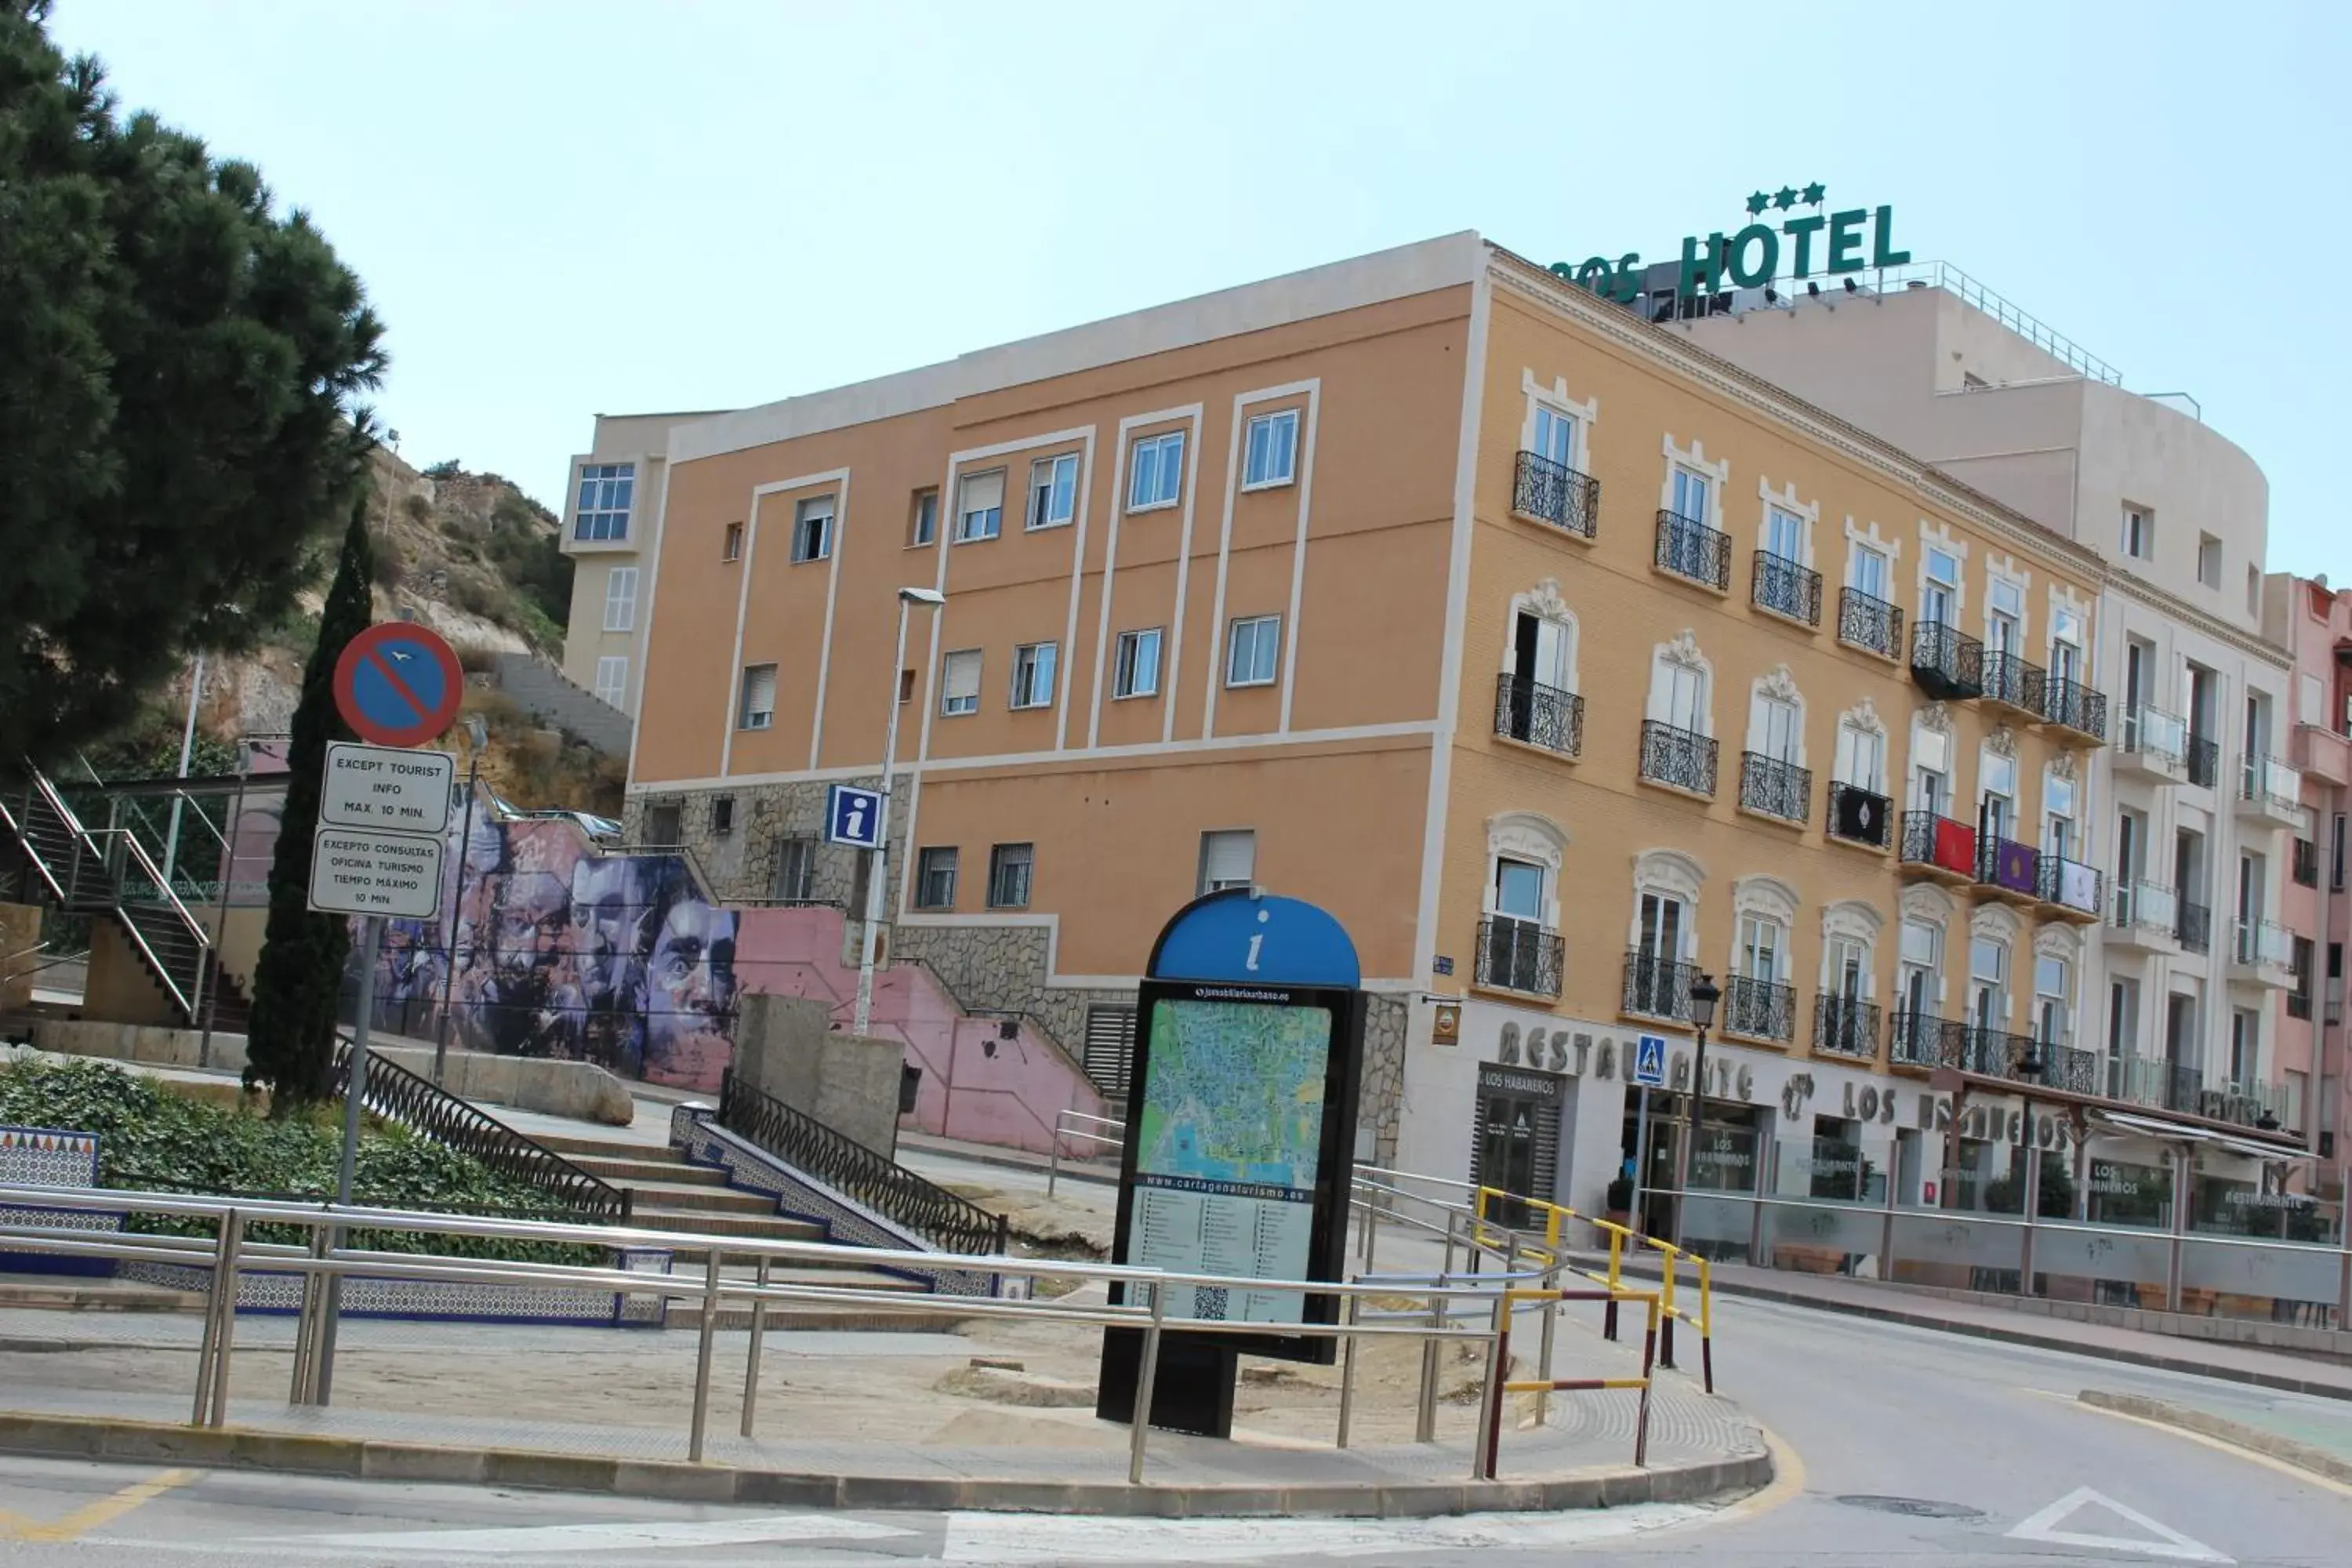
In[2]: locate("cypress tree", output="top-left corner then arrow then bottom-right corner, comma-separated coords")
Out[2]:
244,494 -> 376,1108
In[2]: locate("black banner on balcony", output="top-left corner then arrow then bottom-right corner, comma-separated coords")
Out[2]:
1835,785 -> 1886,844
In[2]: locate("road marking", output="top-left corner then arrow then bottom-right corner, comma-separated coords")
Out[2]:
2070,1395 -> 2352,1501
0,1468 -> 201,1544
1711,1423 -> 1804,1525
290,1513 -> 917,1553
2007,1486 -> 2232,1563
940,1503 -> 1711,1563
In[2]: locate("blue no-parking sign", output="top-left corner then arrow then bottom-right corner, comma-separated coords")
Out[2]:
825,783 -> 885,849
1633,1033 -> 1668,1089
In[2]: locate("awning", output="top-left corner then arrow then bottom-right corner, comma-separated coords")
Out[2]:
2089,1109 -> 2312,1163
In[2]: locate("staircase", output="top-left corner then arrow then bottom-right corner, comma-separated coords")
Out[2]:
1,769 -> 212,1021
490,652 -> 633,757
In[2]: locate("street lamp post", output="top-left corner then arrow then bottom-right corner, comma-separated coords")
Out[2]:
2015,1040 -> 2045,1287
1668,972 -> 1722,1254
852,586 -> 946,1037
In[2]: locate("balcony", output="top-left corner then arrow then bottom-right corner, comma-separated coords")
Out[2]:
1813,996 -> 1880,1061
1835,586 -> 1904,661
1899,810 -> 1976,883
2228,917 -> 2294,990
2105,880 -> 2181,955
2235,756 -> 2307,832
1722,975 -> 1796,1044
1973,832 -> 2042,902
2186,734 -> 2220,789
2175,898 -> 2212,955
1911,620 -> 1984,700
2114,705 -> 2190,785
1622,950 -> 1698,1022
2040,1041 -> 2101,1097
1955,1025 -> 2038,1080
1751,551 -> 1821,626
1889,1010 -> 1959,1070
1639,720 -> 1718,797
2293,835 -> 2321,887
2162,1061 -> 2205,1116
1827,782 -> 1892,851
2034,853 -> 2103,922
1653,510 -> 1730,592
2040,677 -> 2109,745
2292,720 -> 2352,789
1980,649 -> 2045,718
1511,450 -> 1600,540
1475,916 -> 1564,999
2207,1078 -> 2295,1133
1738,751 -> 1811,826
1494,673 -> 1583,759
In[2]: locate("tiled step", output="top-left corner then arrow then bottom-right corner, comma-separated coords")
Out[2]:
612,1178 -> 779,1216
530,1132 -> 683,1160
568,1155 -> 731,1186
632,1210 -> 826,1245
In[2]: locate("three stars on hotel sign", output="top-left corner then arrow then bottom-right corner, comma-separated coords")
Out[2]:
1746,182 -> 1828,216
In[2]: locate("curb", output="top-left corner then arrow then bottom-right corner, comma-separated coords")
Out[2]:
2078,1390 -> 2352,1484
0,1411 -> 1770,1518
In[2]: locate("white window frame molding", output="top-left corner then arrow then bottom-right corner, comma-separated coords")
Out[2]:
1900,884 -> 1958,1008
1500,578 -> 1581,691
602,566 -> 638,632
593,655 -> 629,709
1729,874 -> 1801,980
1917,517 -> 1971,621
2045,581 -> 2095,660
1240,407 -> 1304,493
1755,477 -> 1820,567
1628,848 -> 1706,956
1907,701 -> 1958,810
2033,920 -> 2084,967
1820,899 -> 1885,993
1969,901 -> 2024,947
1746,664 -> 1808,766
1486,811 -> 1569,927
1835,696 -> 1889,789
1127,429 -> 1187,515
1519,369 -> 1599,467
1659,434 -> 1730,528
1983,550 -> 2031,647
1646,629 -> 1714,735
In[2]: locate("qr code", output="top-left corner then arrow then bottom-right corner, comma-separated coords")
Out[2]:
1195,1287 -> 1229,1320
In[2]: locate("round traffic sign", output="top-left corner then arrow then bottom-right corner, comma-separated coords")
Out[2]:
333,622 -> 464,748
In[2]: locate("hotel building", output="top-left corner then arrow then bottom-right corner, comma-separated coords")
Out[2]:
604,231 -> 2312,1250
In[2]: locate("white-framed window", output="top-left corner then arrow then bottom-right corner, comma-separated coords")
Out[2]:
2050,605 -> 2085,688
2035,953 -> 2070,1046
1225,615 -> 1280,688
1754,692 -> 1801,764
1510,605 -> 1576,692
1493,856 -> 1545,922
1980,751 -> 2017,841
987,843 -> 1034,909
1028,454 -> 1078,531
2197,532 -> 2223,589
1129,430 -> 1185,511
1243,409 -> 1300,489
791,495 -> 833,564
956,470 -> 1005,542
1198,829 -> 1256,894
1827,933 -> 1871,1000
593,655 -> 628,708
1836,720 -> 1886,791
913,847 -> 958,910
2045,773 -> 2078,862
1898,916 -> 1941,1016
2230,1007 -> 2259,1084
1969,935 -> 2008,1030
602,567 -> 638,632
1922,546 -> 1962,626
1669,465 -> 1711,526
1763,506 -> 1805,564
2122,504 -> 2153,561
1737,913 -> 1784,983
1650,655 -> 1708,734
909,488 -> 938,548
1849,541 -> 1891,601
1009,641 -> 1058,710
1112,627 -> 1162,699
1986,576 -> 2023,657
1531,404 -> 1579,470
739,663 -> 777,731
574,462 -> 633,542
939,649 -> 982,716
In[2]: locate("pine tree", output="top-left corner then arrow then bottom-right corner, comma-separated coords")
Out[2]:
244,495 -> 376,1108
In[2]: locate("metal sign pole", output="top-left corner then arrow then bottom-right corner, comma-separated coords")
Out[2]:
1632,1087 -> 1653,1236
316,912 -> 380,1405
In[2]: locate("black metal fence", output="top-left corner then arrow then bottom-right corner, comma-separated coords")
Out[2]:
1639,720 -> 1718,795
2187,735 -> 2220,789
1980,650 -> 2046,713
1911,621 -> 1984,699
1512,450 -> 1600,539
1739,751 -> 1810,824
1889,1010 -> 1956,1069
1722,976 -> 1795,1042
1813,996 -> 1880,1058
1475,916 -> 1563,998
1837,586 -> 1904,660
2176,898 -> 2212,954
1622,950 -> 1698,1021
2042,677 -> 2108,741
1828,782 -> 1892,849
1493,673 -> 1583,757
1653,510 -> 1730,590
1751,551 -> 1821,625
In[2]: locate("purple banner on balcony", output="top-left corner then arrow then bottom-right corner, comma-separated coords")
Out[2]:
1994,840 -> 2037,895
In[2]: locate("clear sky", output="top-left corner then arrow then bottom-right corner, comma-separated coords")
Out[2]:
47,0 -> 2351,579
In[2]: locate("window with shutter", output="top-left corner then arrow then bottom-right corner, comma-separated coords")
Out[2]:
940,650 -> 982,716
957,470 -> 1005,541
739,663 -> 778,731
603,568 -> 638,631
1198,829 -> 1255,894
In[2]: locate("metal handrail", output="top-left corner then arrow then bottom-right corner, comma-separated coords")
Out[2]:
1046,1108 -> 1125,1196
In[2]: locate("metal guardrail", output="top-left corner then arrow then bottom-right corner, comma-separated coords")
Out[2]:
1046,1108 -> 1124,1196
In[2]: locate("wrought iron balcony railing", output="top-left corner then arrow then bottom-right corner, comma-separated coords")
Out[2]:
1751,550 -> 1821,626
1889,1009 -> 1958,1069
2042,1041 -> 2100,1096
1813,996 -> 1879,1059
1475,915 -> 1565,998
1911,620 -> 1985,699
1654,510 -> 1730,591
2034,852 -> 2103,916
1980,649 -> 2046,714
1722,975 -> 1795,1042
1837,586 -> 1904,660
2187,734 -> 2220,789
1900,810 -> 1976,877
1494,673 -> 1583,758
1827,782 -> 1892,849
1512,450 -> 1600,539
1739,751 -> 1810,824
1623,949 -> 1699,1021
2176,898 -> 2212,953
1955,1025 -> 2038,1079
2042,677 -> 2108,741
1974,832 -> 2041,898
1639,720 -> 1717,796
2163,1061 -> 2204,1116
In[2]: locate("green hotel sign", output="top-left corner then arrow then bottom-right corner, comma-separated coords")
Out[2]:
1553,184 -> 1909,303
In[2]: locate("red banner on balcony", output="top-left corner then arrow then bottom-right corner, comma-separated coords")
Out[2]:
1933,817 -> 1976,875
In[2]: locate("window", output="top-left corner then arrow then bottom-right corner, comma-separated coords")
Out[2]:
1532,405 -> 1578,469
1129,430 -> 1185,511
1755,695 -> 1800,764
1737,914 -> 1784,982
2035,955 -> 2068,1046
711,796 -> 736,836
1243,409 -> 1300,489
1922,546 -> 1960,626
1898,918 -> 1940,1015
2247,565 -> 2262,617
1225,615 -> 1281,688
2230,1008 -> 2258,1085
1113,627 -> 1163,699
909,488 -> 938,548
1653,657 -> 1706,733
987,843 -> 1034,909
1198,829 -> 1256,894
898,668 -> 915,706
791,496 -> 834,563
2197,532 -> 2222,589
593,655 -> 628,708
2050,607 -> 2085,688
574,462 -> 634,541
1835,721 -> 1886,791
2292,937 -> 2316,1020
1763,506 -> 1804,564
914,847 -> 958,910
1028,454 -> 1078,531
644,803 -> 682,847
1969,936 -> 2008,1030
722,521 -> 745,562
771,836 -> 815,902
2045,774 -> 2077,862
2122,505 -> 2153,561
1987,578 -> 2023,656
1849,542 -> 1889,601
1494,858 -> 1544,922
1669,466 -> 1711,524
956,470 -> 1004,542
739,663 -> 777,731
2336,812 -> 2347,891
940,650 -> 982,716
1980,752 -> 2017,841
1009,641 -> 1058,710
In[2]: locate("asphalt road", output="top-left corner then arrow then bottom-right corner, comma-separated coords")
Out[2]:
3,1291 -> 2350,1566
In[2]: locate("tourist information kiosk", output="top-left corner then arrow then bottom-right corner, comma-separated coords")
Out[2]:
1096,889 -> 1367,1438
